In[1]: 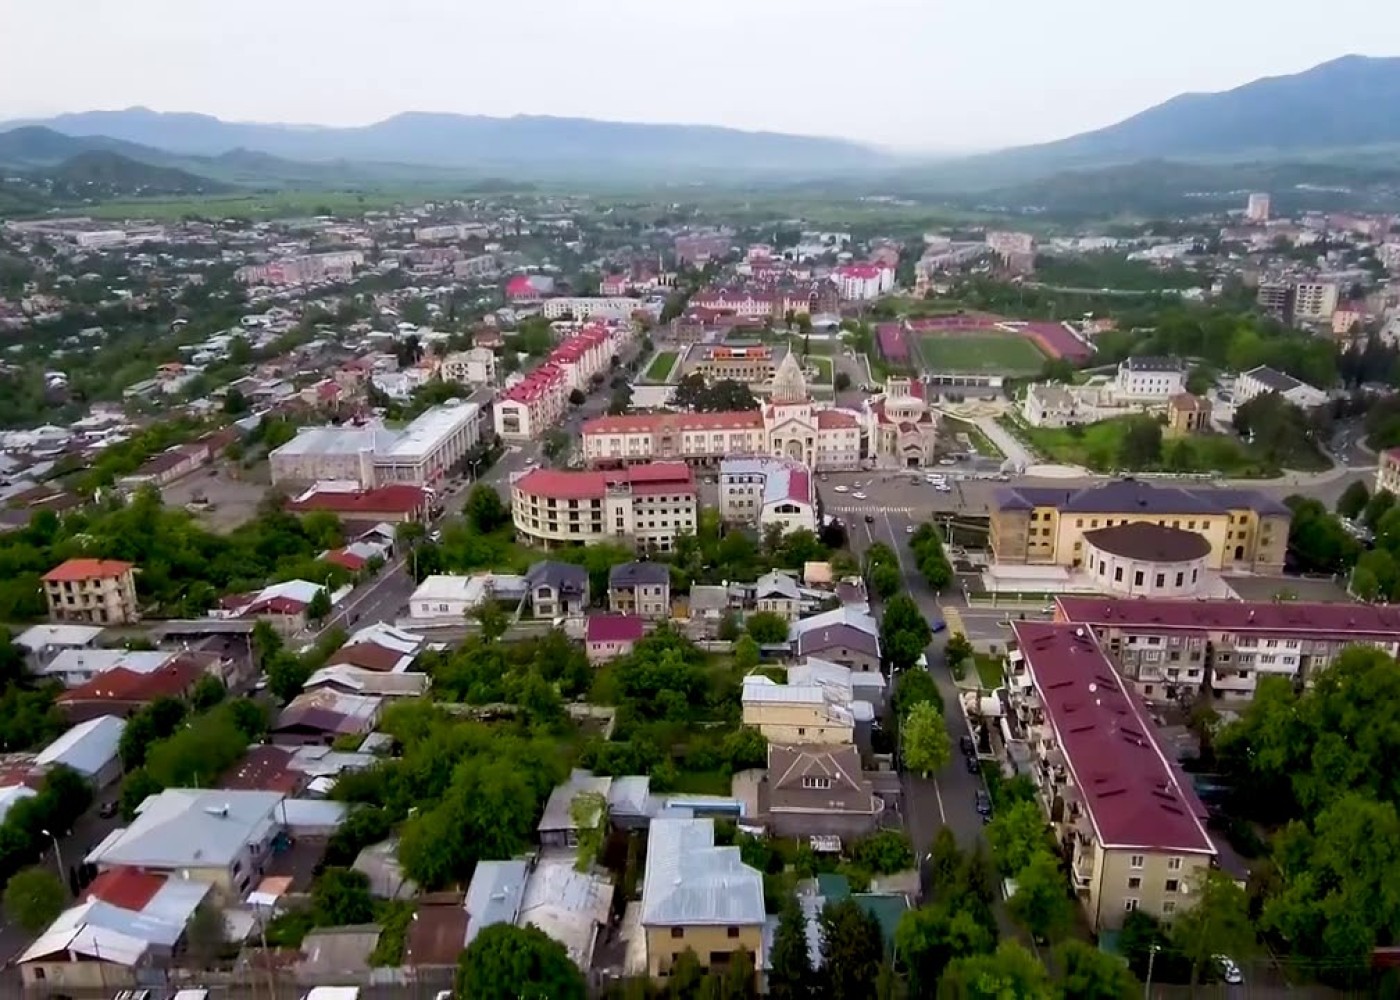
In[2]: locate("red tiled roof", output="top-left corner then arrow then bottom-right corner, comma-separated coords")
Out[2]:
582,410 -> 764,435
218,745 -> 301,792
57,659 -> 201,705
587,614 -> 646,643
1055,596 -> 1400,640
1011,622 -> 1214,854
42,558 -> 134,583
816,409 -> 859,429
323,549 -> 368,572
786,468 -> 811,505
85,869 -> 164,912
288,484 -> 429,516
327,642 -> 405,672
516,462 -> 695,501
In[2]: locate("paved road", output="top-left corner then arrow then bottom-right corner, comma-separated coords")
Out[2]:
846,509 -> 988,855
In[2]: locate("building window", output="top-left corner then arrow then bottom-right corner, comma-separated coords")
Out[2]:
1134,570 -> 1144,586
1167,857 -> 1182,871
1128,877 -> 1142,889
1163,900 -> 1177,915
1114,567 -> 1123,582
671,927 -> 684,939
802,776 -> 832,790
727,927 -> 740,939
1130,854 -> 1144,869
1165,879 -> 1180,893
1124,898 -> 1139,913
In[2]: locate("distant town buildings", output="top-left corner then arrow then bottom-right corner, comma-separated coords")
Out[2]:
1246,192 -> 1272,223
235,251 -> 364,287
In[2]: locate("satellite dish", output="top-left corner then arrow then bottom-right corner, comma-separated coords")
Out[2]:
1088,683 -> 1097,694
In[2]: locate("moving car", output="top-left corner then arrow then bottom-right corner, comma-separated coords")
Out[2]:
1213,955 -> 1243,985
853,491 -> 868,500
834,485 -> 849,493
930,618 -> 947,633
905,524 -> 915,534
864,514 -> 876,524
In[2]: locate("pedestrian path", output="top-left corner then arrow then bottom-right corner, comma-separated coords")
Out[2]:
943,605 -> 967,638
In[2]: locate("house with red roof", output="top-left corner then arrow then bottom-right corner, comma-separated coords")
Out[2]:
56,657 -> 204,723
504,273 -> 555,303
42,558 -> 140,626
585,614 -> 646,663
718,457 -> 818,535
1005,621 -> 1216,933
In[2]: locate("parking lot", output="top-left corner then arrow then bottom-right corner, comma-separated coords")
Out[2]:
162,461 -> 269,533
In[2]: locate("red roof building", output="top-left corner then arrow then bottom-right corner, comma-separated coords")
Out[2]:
42,559 -> 134,583
1007,621 -> 1214,932
85,869 -> 166,911
56,658 -> 204,722
286,484 -> 430,523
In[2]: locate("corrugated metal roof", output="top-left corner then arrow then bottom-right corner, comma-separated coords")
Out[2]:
640,818 -> 764,927
465,860 -> 529,945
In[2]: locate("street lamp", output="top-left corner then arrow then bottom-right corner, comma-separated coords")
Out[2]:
40,828 -> 63,882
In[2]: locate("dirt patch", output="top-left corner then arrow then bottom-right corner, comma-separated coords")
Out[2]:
162,461 -> 269,533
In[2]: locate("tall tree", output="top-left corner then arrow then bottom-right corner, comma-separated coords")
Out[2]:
903,701 -> 951,776
1007,850 -> 1073,944
311,867 -> 374,926
986,800 -> 1051,877
768,895 -> 814,1000
1173,867 -> 1255,989
895,903 -> 994,998
1054,940 -> 1138,1000
3,867 -> 65,933
938,941 -> 1054,1000
820,898 -> 884,1000
881,594 -> 933,673
456,923 -> 587,1000
465,483 -> 510,533
1336,480 -> 1370,521
184,901 -> 229,967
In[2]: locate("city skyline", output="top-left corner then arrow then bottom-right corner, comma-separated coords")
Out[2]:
4,0 -> 1398,152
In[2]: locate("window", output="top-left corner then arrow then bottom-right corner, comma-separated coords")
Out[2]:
1167,856 -> 1182,871
802,776 -> 832,790
1134,570 -> 1145,586
1130,854 -> 1144,869
1165,879 -> 1180,893
1127,877 -> 1142,889
1163,900 -> 1177,914
727,927 -> 740,939
1124,898 -> 1139,913
671,927 -> 685,939
1114,567 -> 1123,582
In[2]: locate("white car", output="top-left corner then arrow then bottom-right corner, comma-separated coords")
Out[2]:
834,485 -> 849,494
905,524 -> 915,534
1213,955 -> 1243,986
853,491 -> 868,500
939,458 -> 956,466
935,484 -> 952,493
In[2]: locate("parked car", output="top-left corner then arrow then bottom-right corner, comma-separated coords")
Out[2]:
966,755 -> 981,774
975,789 -> 992,816
1213,955 -> 1243,985
959,735 -> 976,757
930,618 -> 947,633
99,800 -> 118,818
864,514 -> 875,524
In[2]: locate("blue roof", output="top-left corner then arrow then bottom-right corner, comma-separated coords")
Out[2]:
994,479 -> 1290,518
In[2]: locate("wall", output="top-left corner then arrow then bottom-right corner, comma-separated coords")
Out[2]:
645,923 -> 763,978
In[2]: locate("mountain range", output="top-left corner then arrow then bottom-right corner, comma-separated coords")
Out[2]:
2,55 -> 1400,196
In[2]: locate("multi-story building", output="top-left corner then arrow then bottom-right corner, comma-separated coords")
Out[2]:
269,402 -> 483,488
1245,192 -> 1271,223
990,479 -> 1290,573
1234,365 -> 1328,409
1256,282 -> 1294,323
741,675 -> 856,745
608,562 -> 672,619
1165,393 -> 1212,436
719,457 -> 818,535
511,462 -> 698,552
440,347 -> 497,386
641,818 -> 764,978
1115,357 -> 1186,400
582,357 -> 863,471
1377,447 -> 1400,496
1005,622 -> 1216,932
540,297 -> 642,321
694,345 -> 779,385
494,324 -> 625,441
1053,596 -> 1400,703
42,559 -> 140,626
234,251 -> 363,286
832,263 -> 894,301
1293,281 -> 1339,323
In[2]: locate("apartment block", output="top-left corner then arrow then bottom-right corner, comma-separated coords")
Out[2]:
511,462 -> 698,552
42,559 -> 140,626
1004,622 -> 1216,932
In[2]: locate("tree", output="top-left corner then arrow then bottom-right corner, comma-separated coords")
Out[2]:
1337,480 -> 1370,521
733,634 -> 761,670
1365,488 -> 1396,530
986,800 -> 1050,877
869,561 -> 902,600
745,611 -> 790,645
895,903 -> 994,998
184,901 -> 228,967
472,602 -> 510,642
266,650 -> 312,703
668,949 -> 706,996
1284,497 -> 1361,575
608,382 -> 634,415
466,483 -> 509,533
306,587 -> 332,625
542,429 -> 571,462
927,827 -> 963,895
835,371 -> 852,392
723,946 -> 757,999
853,830 -> 915,875
1171,867 -> 1254,989
944,633 -> 973,671
3,866 -> 65,933
568,387 -> 586,406
1054,940 -> 1138,1000
311,867 -> 375,926
903,701 -> 951,776
1007,850 -> 1073,943
881,594 -> 933,673
222,386 -> 249,415
892,668 -> 943,718
1119,416 -> 1163,468
938,941 -> 1054,1000
769,895 -> 814,1000
190,674 -> 226,711
457,923 -> 587,1000
820,898 -> 884,1000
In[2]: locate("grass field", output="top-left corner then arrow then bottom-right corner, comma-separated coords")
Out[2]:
643,350 -> 679,381
917,331 -> 1046,375
805,356 -> 833,383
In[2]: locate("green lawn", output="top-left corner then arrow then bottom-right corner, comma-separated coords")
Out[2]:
1017,416 -> 1323,477
941,417 -> 1004,459
805,356 -> 834,383
973,653 -> 1005,689
917,332 -> 1046,375
644,350 -> 679,381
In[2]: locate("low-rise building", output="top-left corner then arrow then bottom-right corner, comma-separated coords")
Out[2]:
759,744 -> 883,838
35,715 -> 125,788
585,614 -> 646,663
753,571 -> 803,621
741,675 -> 855,745
14,624 -> 104,671
869,378 -> 939,469
287,483 -> 433,524
1377,447 -> 1400,496
1081,523 -> 1214,600
640,818 -> 765,978
719,457 -> 818,535
42,558 -> 140,626
511,463 -> 698,553
1165,393 -> 1212,435
1234,366 -> 1328,409
1004,622 -> 1216,932
608,562 -> 672,618
441,347 -> 498,386
1022,383 -> 1079,428
789,607 -> 882,673
525,560 -> 590,618
271,690 -> 383,745
1115,357 -> 1186,400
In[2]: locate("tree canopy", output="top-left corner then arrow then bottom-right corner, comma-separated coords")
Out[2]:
456,923 -> 587,1000
903,701 -> 951,776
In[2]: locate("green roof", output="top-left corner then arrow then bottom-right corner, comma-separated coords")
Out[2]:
815,873 -> 850,901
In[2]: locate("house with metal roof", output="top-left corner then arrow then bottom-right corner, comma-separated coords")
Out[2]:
464,860 -> 529,945
640,817 -> 765,978
789,607 -> 882,672
35,714 -> 125,788
525,560 -> 590,619
608,562 -> 672,619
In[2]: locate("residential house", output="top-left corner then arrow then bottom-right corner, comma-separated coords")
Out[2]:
537,769 -> 613,849
271,690 -> 382,746
609,562 -> 671,618
1004,623 -> 1216,931
788,657 -> 887,716
586,614 -> 646,664
718,457 -> 818,535
13,624 -> 104,672
525,560 -> 590,619
640,818 -> 765,978
741,675 -> 859,746
790,607 -> 882,673
465,860 -> 529,945
34,715 -> 126,788
753,571 -> 802,622
42,558 -> 140,626
55,656 -> 204,723
759,744 -> 883,838
1165,393 -> 1212,436
323,623 -> 425,674
84,788 -> 286,899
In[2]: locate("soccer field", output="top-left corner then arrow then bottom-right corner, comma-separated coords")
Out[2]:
917,332 -> 1047,374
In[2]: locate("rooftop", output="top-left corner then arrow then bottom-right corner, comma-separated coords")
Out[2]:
640,818 -> 765,927
86,788 -> 283,869
515,462 -> 695,501
465,860 -> 528,945
994,479 -> 1291,517
586,614 -> 646,644
35,714 -> 125,776
1011,621 -> 1215,855
42,558 -> 134,583
1082,522 -> 1212,562
1055,595 -> 1400,638
289,483 -> 429,515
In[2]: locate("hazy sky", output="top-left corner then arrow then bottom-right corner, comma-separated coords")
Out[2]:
4,0 -> 1396,151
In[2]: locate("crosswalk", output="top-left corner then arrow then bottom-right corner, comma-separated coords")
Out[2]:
943,606 -> 967,639
830,505 -> 918,515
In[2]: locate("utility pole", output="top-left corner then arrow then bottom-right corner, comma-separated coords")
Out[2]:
1143,943 -> 1160,1000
